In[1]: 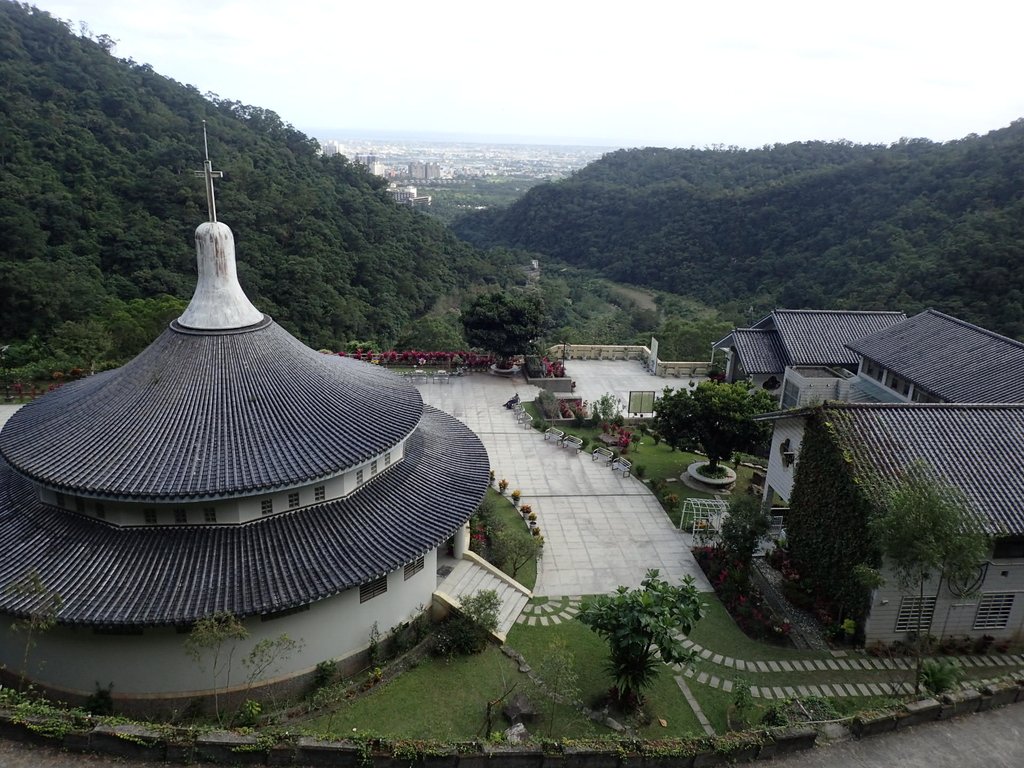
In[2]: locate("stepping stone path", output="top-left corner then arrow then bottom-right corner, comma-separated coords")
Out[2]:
514,594 -> 1024,735
516,596 -> 581,626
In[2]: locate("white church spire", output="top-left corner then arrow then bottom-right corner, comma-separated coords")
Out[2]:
178,122 -> 263,330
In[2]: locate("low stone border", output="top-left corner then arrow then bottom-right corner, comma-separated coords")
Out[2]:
2,676 -> 1023,766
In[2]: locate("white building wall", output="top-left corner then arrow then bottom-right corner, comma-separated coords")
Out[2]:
0,550 -> 438,697
762,417 -> 805,505
863,558 -> 1024,644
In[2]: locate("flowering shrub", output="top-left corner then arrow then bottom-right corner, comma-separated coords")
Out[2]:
337,348 -> 495,369
693,546 -> 792,644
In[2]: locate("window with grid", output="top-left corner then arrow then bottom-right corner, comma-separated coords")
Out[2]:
314,485 -> 325,502
974,594 -> 1015,630
356,469 -> 364,485
404,556 -> 425,581
144,509 -> 157,525
371,459 -> 378,476
174,508 -> 187,524
75,497 -> 86,513
203,507 -> 217,523
385,452 -> 391,467
288,492 -> 300,509
55,492 -> 65,508
261,498 -> 273,516
894,596 -> 937,633
359,575 -> 388,603
95,502 -> 105,519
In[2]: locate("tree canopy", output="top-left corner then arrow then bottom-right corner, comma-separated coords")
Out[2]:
455,129 -> 1024,339
867,460 -> 989,691
461,290 -> 545,366
653,381 -> 775,468
577,569 -> 704,707
0,2 -> 517,378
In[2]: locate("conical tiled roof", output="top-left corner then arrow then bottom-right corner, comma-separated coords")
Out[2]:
0,318 -> 423,499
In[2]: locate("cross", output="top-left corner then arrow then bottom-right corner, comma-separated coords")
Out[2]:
194,120 -> 224,222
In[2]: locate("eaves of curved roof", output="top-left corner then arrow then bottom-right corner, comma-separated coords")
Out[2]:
0,406 -> 488,626
0,318 -> 423,500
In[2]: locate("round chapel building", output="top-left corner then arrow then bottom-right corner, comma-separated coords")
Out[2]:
0,205 -> 489,705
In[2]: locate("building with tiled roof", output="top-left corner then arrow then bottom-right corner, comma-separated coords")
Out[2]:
0,161 -> 489,705
846,309 -> 1024,404
714,309 -> 906,390
758,402 -> 1024,644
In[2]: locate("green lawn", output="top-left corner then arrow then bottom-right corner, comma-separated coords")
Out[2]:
507,610 -> 704,737
485,489 -> 537,591
300,646 -> 602,740
688,594 -> 831,662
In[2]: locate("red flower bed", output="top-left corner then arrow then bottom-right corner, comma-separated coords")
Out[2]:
337,349 -> 495,370
693,546 -> 792,644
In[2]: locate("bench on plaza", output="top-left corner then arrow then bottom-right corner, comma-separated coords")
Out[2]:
544,427 -> 564,443
592,447 -> 614,465
562,435 -> 584,453
612,457 -> 632,478
519,412 -> 533,428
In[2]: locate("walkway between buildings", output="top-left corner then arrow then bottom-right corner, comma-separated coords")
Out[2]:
417,368 -> 1024,738
414,365 -> 710,596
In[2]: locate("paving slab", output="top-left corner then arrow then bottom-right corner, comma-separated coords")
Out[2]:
417,369 -> 711,596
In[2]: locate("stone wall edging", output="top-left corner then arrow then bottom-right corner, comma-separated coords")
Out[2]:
2,676 -> 1023,765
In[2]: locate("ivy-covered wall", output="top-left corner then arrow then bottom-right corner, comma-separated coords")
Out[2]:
786,410 -> 879,624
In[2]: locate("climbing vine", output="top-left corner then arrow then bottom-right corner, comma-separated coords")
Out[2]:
785,409 -> 879,626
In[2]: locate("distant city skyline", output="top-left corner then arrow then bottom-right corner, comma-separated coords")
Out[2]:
29,0 -> 1024,149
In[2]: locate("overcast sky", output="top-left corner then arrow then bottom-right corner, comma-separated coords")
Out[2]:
29,0 -> 1024,148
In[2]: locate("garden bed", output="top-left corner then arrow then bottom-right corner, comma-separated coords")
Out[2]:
692,546 -> 793,646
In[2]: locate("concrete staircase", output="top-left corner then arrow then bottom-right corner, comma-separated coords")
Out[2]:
434,552 -> 531,642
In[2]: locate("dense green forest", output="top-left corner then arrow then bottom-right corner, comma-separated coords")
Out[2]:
0,2 -> 525,377
454,126 -> 1024,338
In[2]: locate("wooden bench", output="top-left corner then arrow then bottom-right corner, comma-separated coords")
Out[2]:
612,457 -> 632,477
544,427 -> 564,443
562,435 -> 584,453
592,447 -> 614,465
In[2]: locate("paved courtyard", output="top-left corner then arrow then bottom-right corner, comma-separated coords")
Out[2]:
416,361 -> 711,596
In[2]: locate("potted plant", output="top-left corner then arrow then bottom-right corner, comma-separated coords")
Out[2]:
531,526 -> 541,537
519,504 -> 532,518
488,469 -> 496,487
498,479 -> 509,494
511,489 -> 521,506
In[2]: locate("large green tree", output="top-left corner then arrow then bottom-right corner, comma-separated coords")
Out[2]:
653,381 -> 775,469
577,570 -> 704,708
461,290 -> 545,367
866,461 -> 989,692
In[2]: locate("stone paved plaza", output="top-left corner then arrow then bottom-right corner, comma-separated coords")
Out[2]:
415,361 -> 711,596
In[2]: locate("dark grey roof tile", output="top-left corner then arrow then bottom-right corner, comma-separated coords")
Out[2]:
0,407 -> 488,626
772,310 -> 907,366
846,310 -> 1024,402
827,402 -> 1024,536
0,320 -> 423,500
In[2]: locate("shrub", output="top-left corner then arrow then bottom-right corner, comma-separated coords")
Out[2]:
434,590 -> 501,659
919,658 -> 963,694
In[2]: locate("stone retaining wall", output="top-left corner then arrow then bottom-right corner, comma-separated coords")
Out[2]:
2,677 -> 1022,766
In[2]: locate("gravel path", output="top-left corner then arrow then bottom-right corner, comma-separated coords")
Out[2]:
752,557 -> 830,651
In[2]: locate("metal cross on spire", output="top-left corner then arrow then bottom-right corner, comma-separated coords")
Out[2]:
194,120 -> 224,222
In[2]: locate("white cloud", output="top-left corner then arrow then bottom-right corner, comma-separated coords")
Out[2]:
31,0 -> 1024,146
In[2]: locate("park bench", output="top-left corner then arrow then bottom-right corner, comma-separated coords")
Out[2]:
519,412 -> 533,428
592,447 -> 614,465
612,457 -> 632,478
562,435 -> 584,453
544,427 -> 564,443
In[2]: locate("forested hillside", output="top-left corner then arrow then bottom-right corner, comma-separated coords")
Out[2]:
455,126 -> 1024,338
0,2 -> 513,376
